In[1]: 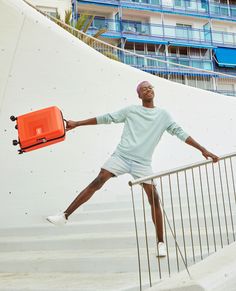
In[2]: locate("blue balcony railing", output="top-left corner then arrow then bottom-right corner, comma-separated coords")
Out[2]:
123,54 -> 213,72
209,89 -> 236,96
209,2 -> 236,18
89,18 -> 236,48
78,0 -> 236,21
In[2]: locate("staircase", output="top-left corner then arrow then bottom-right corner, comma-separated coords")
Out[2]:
1,183 -> 235,291
0,198 -> 163,291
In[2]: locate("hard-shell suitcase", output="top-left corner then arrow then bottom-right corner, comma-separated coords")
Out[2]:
11,106 -> 66,154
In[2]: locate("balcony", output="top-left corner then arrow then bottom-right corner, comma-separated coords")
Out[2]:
88,18 -> 236,48
209,89 -> 236,96
77,0 -> 236,21
122,54 -> 214,74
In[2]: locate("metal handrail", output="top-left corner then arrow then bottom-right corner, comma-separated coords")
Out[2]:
129,152 -> 236,186
129,152 -> 236,290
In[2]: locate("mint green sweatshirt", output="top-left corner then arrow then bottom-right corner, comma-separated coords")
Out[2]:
96,105 -> 189,165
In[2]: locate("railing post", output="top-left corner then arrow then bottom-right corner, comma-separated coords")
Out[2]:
130,185 -> 142,291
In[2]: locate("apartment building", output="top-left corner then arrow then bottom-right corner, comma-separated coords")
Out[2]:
28,0 -> 71,18
29,0 -> 236,96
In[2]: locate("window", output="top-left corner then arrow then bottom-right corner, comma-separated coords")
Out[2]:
140,23 -> 150,35
150,0 -> 160,4
174,0 -> 183,7
187,76 -> 213,90
135,43 -> 145,54
200,0 -> 207,9
192,60 -> 202,68
122,20 -> 142,33
214,0 -> 228,4
156,45 -> 165,56
125,42 -> 135,51
186,0 -> 191,8
147,59 -> 158,67
168,46 -> 189,57
93,16 -> 106,29
115,13 -> 120,32
147,44 -> 156,55
169,75 -> 185,84
137,56 -> 145,66
179,59 -> 190,66
125,55 -> 135,65
217,83 -> 234,91
201,49 -> 210,58
179,47 -> 188,57
168,46 -> 177,56
36,6 -> 58,17
176,23 -> 192,39
190,48 -> 201,57
176,23 -> 192,28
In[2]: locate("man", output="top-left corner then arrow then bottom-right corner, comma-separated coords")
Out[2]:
47,81 -> 219,257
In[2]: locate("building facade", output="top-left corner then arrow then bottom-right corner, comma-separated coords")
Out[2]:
30,0 -> 236,96
28,0 -> 71,19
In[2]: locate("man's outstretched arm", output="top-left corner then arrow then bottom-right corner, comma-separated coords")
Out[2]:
166,122 -> 219,163
66,118 -> 97,131
66,107 -> 130,132
185,136 -> 219,163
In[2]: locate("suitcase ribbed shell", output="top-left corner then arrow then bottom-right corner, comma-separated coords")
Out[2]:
13,106 -> 66,153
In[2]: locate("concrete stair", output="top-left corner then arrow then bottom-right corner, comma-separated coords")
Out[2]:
0,200 -> 159,291
0,199 -> 234,291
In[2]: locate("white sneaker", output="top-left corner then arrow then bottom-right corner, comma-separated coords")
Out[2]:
157,242 -> 166,257
46,213 -> 67,226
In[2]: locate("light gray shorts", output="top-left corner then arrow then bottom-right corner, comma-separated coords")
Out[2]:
102,153 -> 155,185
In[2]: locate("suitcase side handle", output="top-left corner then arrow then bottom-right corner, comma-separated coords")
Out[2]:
63,118 -> 68,130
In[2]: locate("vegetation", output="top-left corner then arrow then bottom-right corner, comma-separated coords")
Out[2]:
54,10 -> 120,62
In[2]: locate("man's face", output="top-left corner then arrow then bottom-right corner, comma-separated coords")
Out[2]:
138,82 -> 155,101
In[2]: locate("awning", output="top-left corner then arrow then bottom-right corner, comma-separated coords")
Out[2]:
169,42 -> 215,49
214,47 -> 236,68
126,38 -> 168,45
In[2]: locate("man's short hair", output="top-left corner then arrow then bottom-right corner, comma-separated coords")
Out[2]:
136,81 -> 149,95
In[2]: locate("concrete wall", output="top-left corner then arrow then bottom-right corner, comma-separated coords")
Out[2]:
0,0 -> 236,228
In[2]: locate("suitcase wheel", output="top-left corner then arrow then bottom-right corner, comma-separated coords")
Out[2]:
10,116 -> 17,121
15,125 -> 18,130
18,149 -> 23,154
12,140 -> 19,146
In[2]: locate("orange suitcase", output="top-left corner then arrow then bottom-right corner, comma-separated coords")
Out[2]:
11,106 -> 66,154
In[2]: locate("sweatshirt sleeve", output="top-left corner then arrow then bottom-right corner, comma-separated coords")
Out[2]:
96,106 -> 130,124
163,110 -> 189,142
166,122 -> 189,141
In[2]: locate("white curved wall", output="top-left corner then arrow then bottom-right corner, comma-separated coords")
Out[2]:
1,0 -> 236,227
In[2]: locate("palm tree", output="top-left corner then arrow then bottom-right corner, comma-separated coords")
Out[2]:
56,10 -> 107,40
55,10 -> 120,62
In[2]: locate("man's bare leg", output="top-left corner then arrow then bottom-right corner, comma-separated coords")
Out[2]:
64,169 -> 114,219
143,183 -> 163,243
46,169 -> 114,225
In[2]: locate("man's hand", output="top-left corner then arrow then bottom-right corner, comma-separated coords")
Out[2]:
185,137 -> 219,163
201,149 -> 219,163
66,120 -> 79,132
